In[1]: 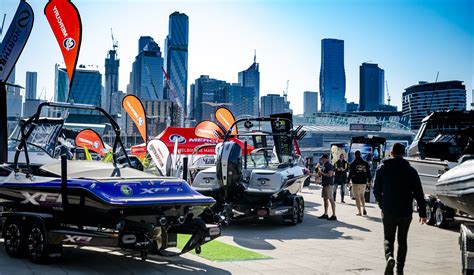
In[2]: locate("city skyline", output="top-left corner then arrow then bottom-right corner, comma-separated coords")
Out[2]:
1,0 -> 473,114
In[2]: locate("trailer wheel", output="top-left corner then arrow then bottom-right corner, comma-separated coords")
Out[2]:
461,225 -> 474,275
434,204 -> 450,229
297,197 -> 304,223
284,198 -> 299,226
26,220 -> 49,263
426,202 -> 435,226
3,216 -> 27,258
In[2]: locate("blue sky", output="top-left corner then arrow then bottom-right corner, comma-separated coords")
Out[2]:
1,0 -> 473,113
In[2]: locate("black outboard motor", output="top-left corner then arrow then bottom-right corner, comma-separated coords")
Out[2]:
216,141 -> 243,201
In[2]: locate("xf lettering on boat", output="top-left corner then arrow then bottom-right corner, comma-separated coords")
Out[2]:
63,235 -> 93,243
20,191 -> 62,205
140,188 -> 170,194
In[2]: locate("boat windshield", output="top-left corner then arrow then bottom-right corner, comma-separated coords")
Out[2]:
9,119 -> 64,158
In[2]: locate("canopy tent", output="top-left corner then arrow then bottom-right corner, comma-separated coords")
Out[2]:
130,127 -> 253,158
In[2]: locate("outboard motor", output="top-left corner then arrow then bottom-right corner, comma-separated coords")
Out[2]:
216,141 -> 243,199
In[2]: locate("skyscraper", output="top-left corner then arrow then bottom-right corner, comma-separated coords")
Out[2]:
55,64 -> 103,123
319,39 -> 346,112
359,63 -> 384,111
138,36 -> 154,54
402,80 -> 466,130
261,94 -> 291,117
303,91 -> 318,116
190,75 -> 227,122
164,12 -> 189,114
225,84 -> 256,118
25,71 -> 37,100
130,38 -> 164,101
104,45 -> 120,114
238,53 -> 260,116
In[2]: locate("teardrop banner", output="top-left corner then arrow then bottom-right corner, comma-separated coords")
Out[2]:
44,0 -> 82,100
215,107 -> 237,135
0,0 -> 35,82
194,120 -> 225,141
147,139 -> 170,177
75,129 -> 105,156
122,94 -> 147,143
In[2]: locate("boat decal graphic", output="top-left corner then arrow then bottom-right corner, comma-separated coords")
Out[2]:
20,191 -> 62,205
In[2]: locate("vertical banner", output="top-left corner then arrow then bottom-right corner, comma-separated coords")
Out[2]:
215,107 -> 237,135
194,120 -> 225,141
75,129 -> 105,156
44,0 -> 82,99
0,0 -> 35,82
147,139 -> 170,177
122,94 -> 147,143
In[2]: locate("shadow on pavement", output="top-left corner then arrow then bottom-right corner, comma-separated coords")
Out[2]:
0,242 -> 231,275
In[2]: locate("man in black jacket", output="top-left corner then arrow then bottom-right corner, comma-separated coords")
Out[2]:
374,143 -> 427,275
347,150 -> 371,216
333,153 -> 349,203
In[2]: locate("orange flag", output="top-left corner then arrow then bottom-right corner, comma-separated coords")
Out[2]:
75,129 -> 105,156
215,107 -> 237,135
122,95 -> 147,143
194,121 -> 225,141
45,0 -> 82,98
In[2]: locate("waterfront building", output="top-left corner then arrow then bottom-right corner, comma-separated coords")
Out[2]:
319,39 -> 346,112
164,12 -> 189,115
54,64 -> 103,123
303,91 -> 318,116
238,54 -> 260,116
359,63 -> 384,111
402,80 -> 466,130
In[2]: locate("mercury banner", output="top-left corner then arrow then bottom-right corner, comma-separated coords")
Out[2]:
44,0 -> 82,97
0,0 -> 34,82
122,94 -> 147,143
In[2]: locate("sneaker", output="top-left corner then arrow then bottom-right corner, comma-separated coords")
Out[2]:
328,215 -> 337,221
384,257 -> 395,275
318,214 -> 328,219
363,209 -> 367,215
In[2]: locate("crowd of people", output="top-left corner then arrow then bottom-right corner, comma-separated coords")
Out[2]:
305,143 -> 427,275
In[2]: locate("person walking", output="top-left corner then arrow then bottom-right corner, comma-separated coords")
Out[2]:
373,143 -> 427,275
317,154 -> 337,220
333,153 -> 349,203
347,150 -> 371,216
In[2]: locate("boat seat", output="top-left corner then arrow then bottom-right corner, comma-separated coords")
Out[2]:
40,160 -> 161,180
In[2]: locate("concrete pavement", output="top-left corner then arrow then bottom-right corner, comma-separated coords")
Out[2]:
0,184 -> 463,274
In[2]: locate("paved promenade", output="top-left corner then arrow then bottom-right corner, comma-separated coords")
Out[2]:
0,184 -> 462,274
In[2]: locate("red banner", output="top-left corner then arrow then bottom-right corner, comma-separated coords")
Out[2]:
194,121 -> 225,141
45,0 -> 82,95
75,129 -> 105,156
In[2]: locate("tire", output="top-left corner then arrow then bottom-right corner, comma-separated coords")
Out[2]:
426,202 -> 435,226
297,197 -> 304,223
3,216 -> 27,258
26,220 -> 50,263
284,198 -> 298,226
434,204 -> 450,229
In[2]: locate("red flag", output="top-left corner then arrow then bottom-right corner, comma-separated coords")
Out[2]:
44,0 -> 82,95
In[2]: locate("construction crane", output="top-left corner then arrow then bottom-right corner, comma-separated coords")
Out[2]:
110,28 -> 118,51
385,80 -> 391,106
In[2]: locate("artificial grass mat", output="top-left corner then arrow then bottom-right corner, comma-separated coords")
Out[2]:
177,234 -> 271,261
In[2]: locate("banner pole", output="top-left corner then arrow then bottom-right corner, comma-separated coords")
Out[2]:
0,81 -> 8,164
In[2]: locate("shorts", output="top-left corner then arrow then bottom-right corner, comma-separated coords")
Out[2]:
322,185 -> 335,199
353,184 -> 366,197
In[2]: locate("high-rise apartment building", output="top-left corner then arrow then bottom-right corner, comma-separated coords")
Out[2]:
319,39 -> 346,112
303,91 -> 318,116
225,84 -> 256,118
25,71 -> 37,100
359,63 -> 384,111
238,54 -> 260,116
164,12 -> 189,115
190,75 -> 227,122
402,80 -> 466,130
